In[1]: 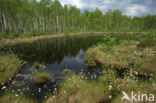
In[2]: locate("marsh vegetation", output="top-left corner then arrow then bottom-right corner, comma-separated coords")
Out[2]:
0,33 -> 155,103
0,0 -> 156,103
46,33 -> 156,103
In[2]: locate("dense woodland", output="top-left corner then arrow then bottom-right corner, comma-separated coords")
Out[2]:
0,0 -> 156,38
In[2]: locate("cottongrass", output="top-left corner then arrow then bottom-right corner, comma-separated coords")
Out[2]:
45,74 -> 111,103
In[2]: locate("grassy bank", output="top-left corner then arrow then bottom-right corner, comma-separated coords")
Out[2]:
0,93 -> 35,103
85,44 -> 156,75
0,54 -> 23,85
85,34 -> 156,75
0,32 -> 102,49
0,32 -> 144,50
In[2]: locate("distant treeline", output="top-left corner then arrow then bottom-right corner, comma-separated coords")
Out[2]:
0,0 -> 156,38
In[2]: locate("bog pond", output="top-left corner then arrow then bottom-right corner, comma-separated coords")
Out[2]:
0,34 -> 105,101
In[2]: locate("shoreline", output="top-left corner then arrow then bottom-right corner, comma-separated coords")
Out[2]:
0,32 -> 143,50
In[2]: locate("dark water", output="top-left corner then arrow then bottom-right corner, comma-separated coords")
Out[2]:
0,35 -> 105,101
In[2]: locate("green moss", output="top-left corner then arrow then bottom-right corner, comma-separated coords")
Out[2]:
0,93 -> 35,103
33,72 -> 50,84
0,54 -> 23,85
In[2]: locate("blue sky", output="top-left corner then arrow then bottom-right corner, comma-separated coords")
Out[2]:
59,0 -> 156,17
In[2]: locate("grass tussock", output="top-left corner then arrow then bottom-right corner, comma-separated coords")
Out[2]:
0,54 -> 23,85
33,72 -> 50,84
62,68 -> 71,74
32,62 -> 45,69
0,93 -> 35,103
46,74 -> 111,103
132,56 -> 156,75
85,40 -> 156,75
85,45 -> 129,70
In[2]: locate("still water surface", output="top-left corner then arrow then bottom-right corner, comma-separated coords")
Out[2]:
0,35 -> 105,101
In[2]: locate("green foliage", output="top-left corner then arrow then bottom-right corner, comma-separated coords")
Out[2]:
7,33 -> 17,39
20,32 -> 32,38
139,32 -> 156,47
112,33 -> 141,41
0,33 -> 6,39
100,34 -> 117,52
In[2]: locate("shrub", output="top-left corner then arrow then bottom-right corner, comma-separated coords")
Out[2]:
139,33 -> 156,47
7,33 -> 17,39
100,34 -> 117,52
20,32 -> 32,38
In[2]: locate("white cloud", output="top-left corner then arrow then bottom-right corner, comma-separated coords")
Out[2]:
125,4 -> 148,16
60,0 -> 82,8
59,0 -> 156,16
